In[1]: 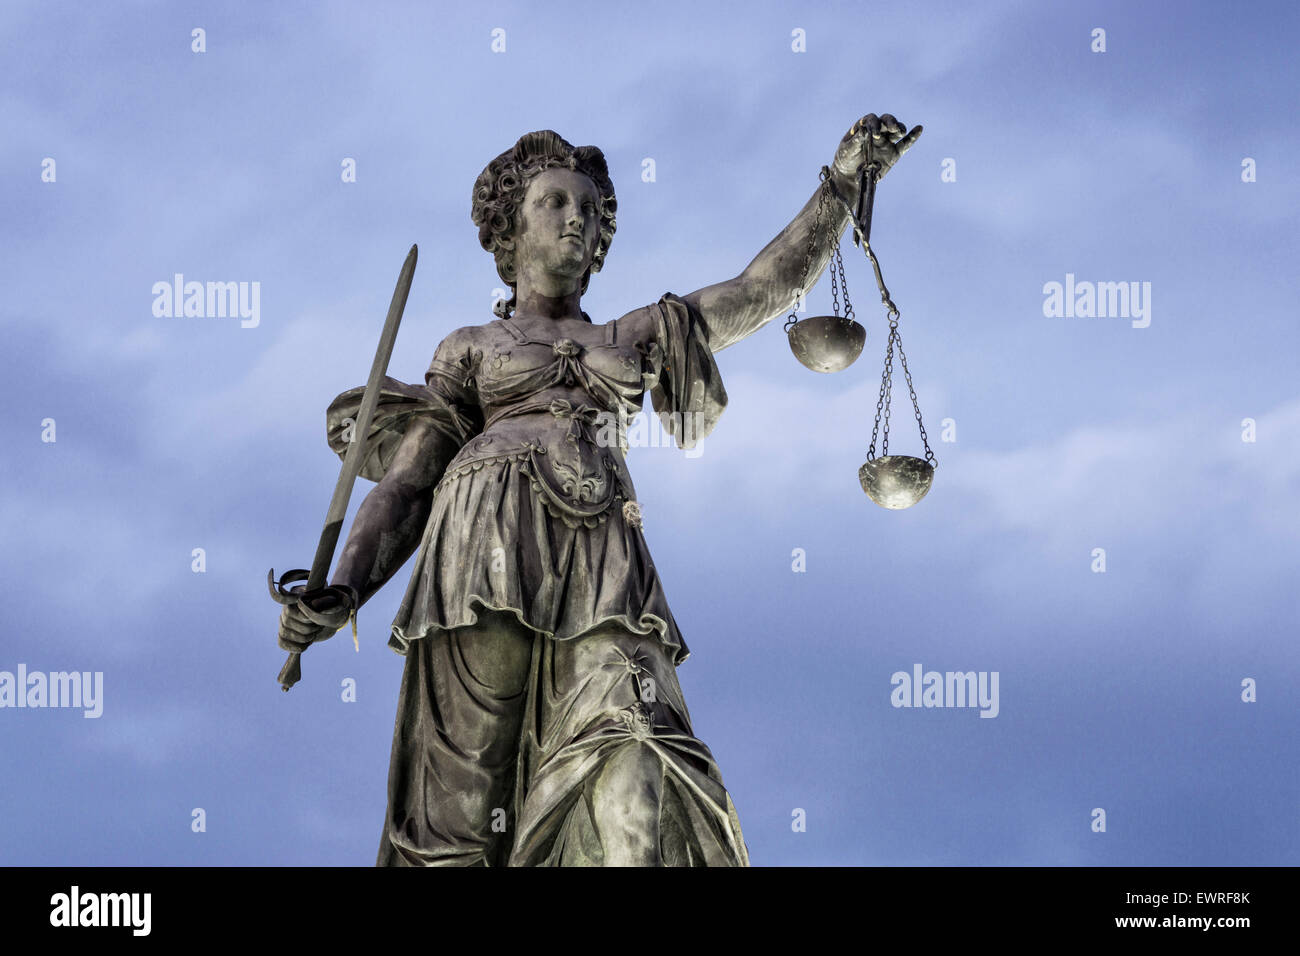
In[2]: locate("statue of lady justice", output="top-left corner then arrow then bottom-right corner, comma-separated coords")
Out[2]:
276,114 -> 921,866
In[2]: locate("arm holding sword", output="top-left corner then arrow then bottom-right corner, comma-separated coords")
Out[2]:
276,415 -> 457,650
270,245 -> 474,690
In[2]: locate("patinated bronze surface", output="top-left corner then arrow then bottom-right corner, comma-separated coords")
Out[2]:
859,455 -> 935,509
274,116 -> 921,866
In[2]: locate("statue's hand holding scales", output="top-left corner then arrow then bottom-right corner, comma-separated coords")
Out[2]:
781,113 -> 935,510
828,113 -> 923,198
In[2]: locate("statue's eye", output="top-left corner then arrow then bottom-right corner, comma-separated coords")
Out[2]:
583,201 -> 596,214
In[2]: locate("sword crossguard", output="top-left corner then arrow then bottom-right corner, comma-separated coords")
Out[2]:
268,567 -> 310,605
269,569 -> 360,692
298,584 -> 358,631
268,569 -> 357,630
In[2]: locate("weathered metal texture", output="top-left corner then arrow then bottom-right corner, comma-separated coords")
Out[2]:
859,454 -> 935,510
787,313 -> 866,372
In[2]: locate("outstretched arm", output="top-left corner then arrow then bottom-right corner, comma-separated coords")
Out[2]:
683,114 -> 922,353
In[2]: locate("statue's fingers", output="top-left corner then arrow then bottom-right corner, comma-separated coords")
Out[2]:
281,611 -> 318,639
895,125 -> 923,155
278,633 -> 310,654
850,113 -> 880,141
280,627 -> 313,646
878,114 -> 905,138
277,616 -> 312,644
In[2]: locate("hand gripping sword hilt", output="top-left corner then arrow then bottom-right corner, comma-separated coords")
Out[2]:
268,568 -> 359,691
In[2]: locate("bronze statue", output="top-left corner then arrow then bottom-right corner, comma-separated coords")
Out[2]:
274,115 -> 921,866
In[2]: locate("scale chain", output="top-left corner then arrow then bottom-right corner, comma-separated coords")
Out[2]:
834,240 -> 854,321
891,316 -> 937,467
788,156 -> 937,470
883,330 -> 895,455
829,243 -> 841,316
784,169 -> 834,333
868,323 -> 894,458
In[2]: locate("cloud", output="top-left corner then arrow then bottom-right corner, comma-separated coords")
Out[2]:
948,397 -> 1300,542
71,701 -> 211,769
628,364 -> 950,518
628,361 -> 1299,622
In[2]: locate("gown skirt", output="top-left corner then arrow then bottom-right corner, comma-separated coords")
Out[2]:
376,454 -> 750,866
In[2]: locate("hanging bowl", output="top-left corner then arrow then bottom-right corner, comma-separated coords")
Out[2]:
858,455 -> 934,509
787,315 -> 866,373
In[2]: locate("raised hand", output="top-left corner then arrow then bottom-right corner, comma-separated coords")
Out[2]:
832,113 -> 923,187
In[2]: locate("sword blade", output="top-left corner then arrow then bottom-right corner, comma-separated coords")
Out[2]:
305,244 -> 417,591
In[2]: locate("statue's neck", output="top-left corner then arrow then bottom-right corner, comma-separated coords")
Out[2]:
513,285 -> 587,323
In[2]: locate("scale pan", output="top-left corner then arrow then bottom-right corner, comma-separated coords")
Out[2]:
858,455 -> 934,510
787,315 -> 866,373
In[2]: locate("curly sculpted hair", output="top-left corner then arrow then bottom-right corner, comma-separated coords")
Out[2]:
471,130 -> 618,318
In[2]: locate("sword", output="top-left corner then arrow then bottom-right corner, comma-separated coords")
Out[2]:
268,244 -> 418,691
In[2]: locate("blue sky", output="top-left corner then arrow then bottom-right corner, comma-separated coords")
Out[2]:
1,0 -> 1297,865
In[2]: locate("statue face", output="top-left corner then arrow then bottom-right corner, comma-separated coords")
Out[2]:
514,167 -> 601,288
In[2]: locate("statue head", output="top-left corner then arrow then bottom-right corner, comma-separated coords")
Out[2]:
471,130 -> 618,317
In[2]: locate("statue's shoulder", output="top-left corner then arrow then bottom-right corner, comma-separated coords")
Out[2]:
610,302 -> 660,344
444,320 -> 492,342
433,320 -> 497,358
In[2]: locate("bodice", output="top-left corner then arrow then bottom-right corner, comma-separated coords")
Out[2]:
477,316 -> 660,419
324,293 -> 728,530
429,313 -> 665,528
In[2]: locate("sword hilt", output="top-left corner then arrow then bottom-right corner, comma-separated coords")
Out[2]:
268,569 -> 358,691
278,653 -> 302,692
